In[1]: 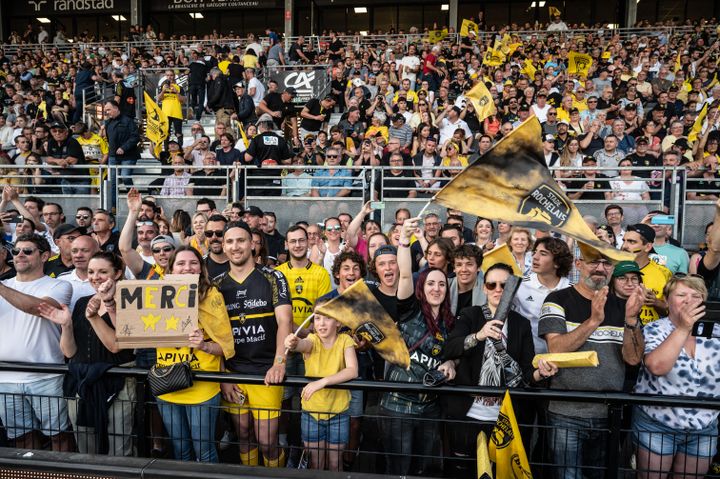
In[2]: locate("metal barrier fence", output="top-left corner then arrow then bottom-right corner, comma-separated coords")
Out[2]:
0,164 -> 714,249
0,361 -> 719,478
0,25 -> 702,57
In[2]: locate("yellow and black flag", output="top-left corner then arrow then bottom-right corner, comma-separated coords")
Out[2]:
567,51 -> 593,77
144,91 -> 169,159
489,391 -> 532,478
548,6 -> 561,17
461,19 -> 479,37
314,280 -> 410,369
466,80 -> 497,122
432,117 -> 633,262
477,431 -> 493,479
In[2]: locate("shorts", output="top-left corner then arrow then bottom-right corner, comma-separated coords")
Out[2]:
348,389 -> 364,417
222,383 -> 283,420
282,352 -> 305,401
301,411 -> 349,445
632,406 -> 719,458
0,375 -> 70,439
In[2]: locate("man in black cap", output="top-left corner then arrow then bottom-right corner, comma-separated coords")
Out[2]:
242,205 -> 264,230
244,115 -> 293,196
388,113 -> 413,151
232,82 -> 257,127
621,223 -> 671,324
258,87 -> 298,143
45,121 -> 87,195
44,223 -> 85,278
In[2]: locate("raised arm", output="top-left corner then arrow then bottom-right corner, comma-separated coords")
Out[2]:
119,188 -> 145,276
345,201 -> 372,251
545,287 -> 607,353
397,217 -> 419,300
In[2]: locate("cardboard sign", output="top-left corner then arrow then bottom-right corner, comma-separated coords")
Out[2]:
115,274 -> 199,348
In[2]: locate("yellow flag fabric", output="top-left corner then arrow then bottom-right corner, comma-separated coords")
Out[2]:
236,120 -> 250,148
521,59 -> 537,79
482,244 -> 522,276
432,117 -> 633,263
674,50 -> 682,73
428,29 -> 449,43
567,51 -> 593,77
199,287 -> 236,360
144,91 -> 169,159
460,19 -> 479,37
314,280 -> 410,369
483,49 -> 505,67
688,102 -> 708,143
466,80 -> 497,122
548,6 -> 561,17
489,391 -> 533,478
508,43 -> 523,57
477,431 -> 493,479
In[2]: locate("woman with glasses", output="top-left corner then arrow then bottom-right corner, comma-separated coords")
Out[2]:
443,263 -> 557,477
409,100 -> 434,130
632,274 -> 720,479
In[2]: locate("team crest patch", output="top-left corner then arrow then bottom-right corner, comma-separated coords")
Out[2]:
519,184 -> 570,227
354,322 -> 386,344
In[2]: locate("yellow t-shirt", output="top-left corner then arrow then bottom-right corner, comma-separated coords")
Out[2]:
76,133 -> 109,164
365,125 -> 389,142
275,261 -> 332,327
156,287 -> 235,404
638,260 -> 672,325
302,333 -> 354,419
160,82 -> 183,119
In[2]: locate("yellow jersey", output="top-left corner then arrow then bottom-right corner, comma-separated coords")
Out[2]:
302,333 -> 354,419
160,82 -> 184,119
275,260 -> 332,327
76,133 -> 109,164
638,260 -> 672,325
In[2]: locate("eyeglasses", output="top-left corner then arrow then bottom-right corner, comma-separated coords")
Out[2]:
485,281 -> 506,290
673,273 -> 704,280
152,246 -> 174,254
11,247 -> 38,256
75,214 -> 90,220
326,154 -> 339,158
325,225 -> 342,231
616,275 -> 641,284
587,259 -> 613,269
548,112 -> 557,116
204,230 -> 224,238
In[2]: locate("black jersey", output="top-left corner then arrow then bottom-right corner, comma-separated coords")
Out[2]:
44,255 -> 73,278
205,254 -> 230,280
216,265 -> 291,374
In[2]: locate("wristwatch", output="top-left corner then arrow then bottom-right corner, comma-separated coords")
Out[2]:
275,356 -> 287,365
624,318 -> 640,330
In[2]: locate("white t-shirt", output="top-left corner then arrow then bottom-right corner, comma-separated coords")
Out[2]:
513,272 -> 571,354
532,104 -> 551,123
438,118 -> 472,145
57,269 -> 95,310
400,55 -> 421,82
247,77 -> 265,107
0,276 -> 72,383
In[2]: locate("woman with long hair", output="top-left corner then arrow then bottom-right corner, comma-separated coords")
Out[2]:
379,217 -> 456,476
188,212 -> 209,256
508,227 -> 534,276
154,246 -> 235,462
37,252 -> 135,456
473,217 -> 495,251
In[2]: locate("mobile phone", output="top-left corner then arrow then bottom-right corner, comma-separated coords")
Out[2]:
370,201 -> 385,210
650,215 -> 675,225
5,215 -> 23,224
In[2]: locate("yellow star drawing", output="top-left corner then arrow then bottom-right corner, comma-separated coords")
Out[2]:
165,315 -> 180,331
141,313 -> 161,331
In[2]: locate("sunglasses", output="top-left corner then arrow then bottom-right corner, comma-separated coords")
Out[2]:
673,273 -> 704,279
75,214 -> 90,220
152,246 -> 174,254
485,281 -> 506,290
136,221 -> 155,227
11,247 -> 38,256
204,230 -> 224,238
325,225 -> 342,231
326,154 -> 339,158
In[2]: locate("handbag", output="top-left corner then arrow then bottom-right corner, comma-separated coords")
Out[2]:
147,352 -> 194,397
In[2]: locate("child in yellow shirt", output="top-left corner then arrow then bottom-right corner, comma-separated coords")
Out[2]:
283,304 -> 358,471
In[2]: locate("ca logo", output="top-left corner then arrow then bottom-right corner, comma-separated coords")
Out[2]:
284,72 -> 315,91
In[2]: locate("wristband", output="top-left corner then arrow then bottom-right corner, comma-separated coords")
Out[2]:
399,241 -> 410,248
624,318 -> 640,330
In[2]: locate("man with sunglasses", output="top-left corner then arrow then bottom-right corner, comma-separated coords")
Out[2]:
538,252 -> 645,479
44,224 -> 84,278
120,189 -> 174,281
0,233 -> 75,452
204,214 -> 229,279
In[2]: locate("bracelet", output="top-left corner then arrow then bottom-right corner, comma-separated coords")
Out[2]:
624,318 -> 640,330
103,299 -> 116,305
399,241 -> 410,248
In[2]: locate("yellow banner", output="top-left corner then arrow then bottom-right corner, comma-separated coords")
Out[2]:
482,244 -> 522,277
460,19 -> 479,37
521,59 -> 537,79
489,391 -> 533,478
144,91 -> 169,159
549,6 -> 561,17
432,117 -> 633,263
483,49 -> 505,67
688,102 -> 708,143
477,431 -> 493,479
466,80 -> 497,122
428,29 -> 449,43
314,280 -> 410,369
568,51 -> 593,77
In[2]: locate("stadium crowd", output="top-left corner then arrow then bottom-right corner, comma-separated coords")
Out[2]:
0,13 -> 719,479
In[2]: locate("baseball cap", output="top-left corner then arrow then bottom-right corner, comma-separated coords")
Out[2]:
48,121 -> 68,130
674,138 -> 690,150
627,223 -> 656,243
612,260 -> 644,278
374,245 -> 398,258
558,119 -> 569,126
150,235 -> 176,249
284,87 -> 297,97
53,224 -> 86,240
635,136 -> 649,145
256,113 -> 274,126
234,81 -> 245,88
392,113 -> 405,122
544,134 -> 555,142
242,205 -> 264,217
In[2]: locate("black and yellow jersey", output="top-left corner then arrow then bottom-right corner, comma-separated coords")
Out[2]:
275,261 -> 332,327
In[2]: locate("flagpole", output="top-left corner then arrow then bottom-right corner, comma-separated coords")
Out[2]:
284,313 -> 314,355
416,198 -> 434,219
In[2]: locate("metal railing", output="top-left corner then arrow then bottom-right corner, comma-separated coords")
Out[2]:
0,163 -> 714,248
0,361 -> 718,478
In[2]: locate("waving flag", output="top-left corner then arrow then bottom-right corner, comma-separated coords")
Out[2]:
489,391 -> 533,478
432,117 -> 633,262
466,80 -> 497,122
144,91 -> 169,158
568,51 -> 593,77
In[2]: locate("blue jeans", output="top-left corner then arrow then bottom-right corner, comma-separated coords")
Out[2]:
547,411 -> 608,479
60,179 -> 89,195
107,156 -> 137,211
379,406 -> 441,476
157,393 -> 221,462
